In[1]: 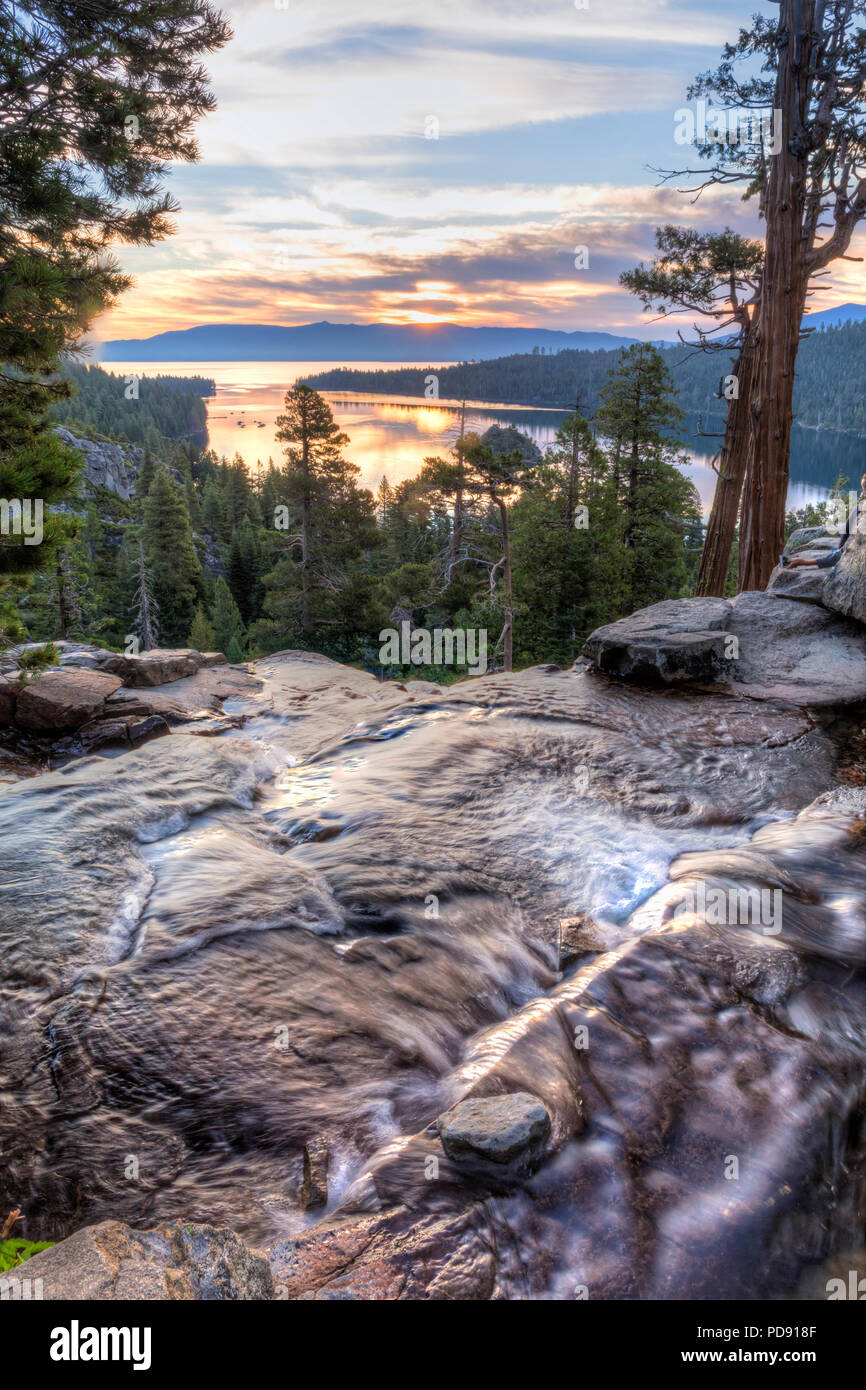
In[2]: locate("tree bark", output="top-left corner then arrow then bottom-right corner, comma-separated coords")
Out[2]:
738,0 -> 813,592
497,497 -> 513,673
695,338 -> 756,596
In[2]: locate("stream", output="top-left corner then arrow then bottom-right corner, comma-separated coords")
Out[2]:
0,654 -> 863,1298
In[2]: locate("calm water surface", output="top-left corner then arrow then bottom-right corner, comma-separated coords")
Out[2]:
107,360 -> 864,515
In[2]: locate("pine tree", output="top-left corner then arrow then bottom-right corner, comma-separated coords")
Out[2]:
0,2 -> 230,573
255,385 -> 378,648
227,516 -> 262,622
596,345 -> 697,612
212,576 -> 245,658
136,447 -> 158,500
141,467 -> 201,646
201,479 -> 224,536
188,605 -> 215,652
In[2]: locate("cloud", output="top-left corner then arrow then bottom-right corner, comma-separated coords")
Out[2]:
95,1 -> 866,341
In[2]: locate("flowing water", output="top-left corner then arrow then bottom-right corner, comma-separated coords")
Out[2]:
0,655 -> 863,1298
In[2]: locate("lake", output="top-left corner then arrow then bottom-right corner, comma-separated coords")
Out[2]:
108,360 -> 865,516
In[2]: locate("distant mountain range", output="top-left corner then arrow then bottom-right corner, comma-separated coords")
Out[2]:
100,306 -> 866,363
802,301 -> 866,329
100,321 -> 645,362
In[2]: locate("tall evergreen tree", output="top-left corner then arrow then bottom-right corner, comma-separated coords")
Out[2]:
257,385 -> 378,647
596,344 -> 696,612
212,575 -> 245,659
141,467 -> 201,646
0,2 -> 230,574
188,604 -> 215,652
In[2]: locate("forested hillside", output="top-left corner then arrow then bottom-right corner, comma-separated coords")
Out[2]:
304,319 -> 866,434
18,347 -> 712,673
50,364 -> 214,451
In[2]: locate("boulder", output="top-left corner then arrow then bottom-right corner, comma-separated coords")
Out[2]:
200,651 -> 228,668
60,648 -> 117,671
101,648 -> 205,687
13,669 -> 123,731
583,590 -> 866,706
822,533 -> 866,626
783,525 -> 836,555
727,589 -> 866,705
17,1219 -> 272,1300
765,561 -> 826,603
436,1092 -> 551,1166
582,597 -> 734,684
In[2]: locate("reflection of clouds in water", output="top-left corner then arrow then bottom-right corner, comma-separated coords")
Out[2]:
107,359 -> 833,514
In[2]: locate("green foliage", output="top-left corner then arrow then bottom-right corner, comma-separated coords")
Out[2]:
9,367 -> 703,675
252,385 -> 380,651
141,467 -> 202,646
212,576 -> 245,658
188,605 -> 215,652
303,320 -> 866,435
50,365 -> 213,452
0,1238 -> 53,1271
16,641 -> 59,671
0,2 -> 229,579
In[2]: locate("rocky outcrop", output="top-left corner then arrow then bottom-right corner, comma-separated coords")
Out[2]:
100,647 -> 226,687
582,589 -> 866,705
823,533 -> 866,625
55,428 -> 143,501
765,564 -> 826,602
784,525 -> 838,556
0,645 -> 230,742
12,669 -> 123,731
19,1220 -> 272,1300
54,428 -> 187,501
725,589 -> 866,704
581,597 -> 734,683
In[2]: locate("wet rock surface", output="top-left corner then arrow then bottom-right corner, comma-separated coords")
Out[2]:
20,1219 -> 272,1300
0,650 -> 862,1300
436,1093 -> 551,1166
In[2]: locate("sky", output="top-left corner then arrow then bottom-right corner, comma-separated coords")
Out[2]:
95,0 -> 866,345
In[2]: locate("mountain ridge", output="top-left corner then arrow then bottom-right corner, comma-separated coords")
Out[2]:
100,320 -> 648,362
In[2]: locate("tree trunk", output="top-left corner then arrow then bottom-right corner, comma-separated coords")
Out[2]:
56,553 -> 69,640
449,401 -> 466,568
738,0 -> 813,591
695,338 -> 756,596
497,497 -> 513,673
300,410 -> 312,635
300,494 -> 312,635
